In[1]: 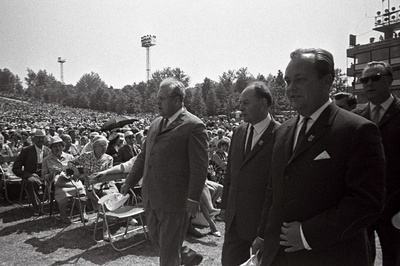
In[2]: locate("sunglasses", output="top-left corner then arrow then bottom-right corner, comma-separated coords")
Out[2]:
360,73 -> 391,84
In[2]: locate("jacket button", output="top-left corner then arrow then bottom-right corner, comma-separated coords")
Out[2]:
284,176 -> 289,181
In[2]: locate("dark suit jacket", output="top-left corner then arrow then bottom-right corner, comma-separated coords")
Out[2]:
116,144 -> 140,163
353,95 -> 400,220
12,145 -> 51,179
125,110 -> 209,213
258,103 -> 386,266
220,118 -> 280,241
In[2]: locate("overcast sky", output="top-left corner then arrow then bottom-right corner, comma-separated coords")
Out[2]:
0,0 -> 396,88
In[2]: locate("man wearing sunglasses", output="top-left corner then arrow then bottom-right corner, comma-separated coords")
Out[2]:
353,61 -> 400,266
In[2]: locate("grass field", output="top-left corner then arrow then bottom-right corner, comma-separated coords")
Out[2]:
0,199 -> 224,266
0,196 -> 383,266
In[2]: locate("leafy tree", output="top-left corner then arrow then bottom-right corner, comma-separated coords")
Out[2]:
234,67 -> 254,93
0,68 -> 22,94
205,88 -> 220,116
76,72 -> 107,93
330,68 -> 348,97
184,88 -> 193,113
190,88 -> 206,117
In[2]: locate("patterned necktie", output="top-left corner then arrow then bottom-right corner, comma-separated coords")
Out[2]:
371,105 -> 381,125
295,117 -> 310,151
245,125 -> 254,158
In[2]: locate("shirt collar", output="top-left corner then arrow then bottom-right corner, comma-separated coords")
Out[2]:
251,114 -> 271,134
34,144 -> 43,152
166,107 -> 184,126
369,94 -> 394,112
299,100 -> 331,123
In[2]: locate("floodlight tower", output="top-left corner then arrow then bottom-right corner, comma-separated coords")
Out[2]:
141,35 -> 157,82
57,57 -> 66,83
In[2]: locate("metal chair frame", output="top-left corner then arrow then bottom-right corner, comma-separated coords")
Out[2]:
93,188 -> 148,251
0,156 -> 26,204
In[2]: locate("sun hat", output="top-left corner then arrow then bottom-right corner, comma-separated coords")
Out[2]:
33,129 -> 46,137
49,136 -> 64,147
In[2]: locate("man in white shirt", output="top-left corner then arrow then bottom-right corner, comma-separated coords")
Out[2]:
252,48 -> 385,266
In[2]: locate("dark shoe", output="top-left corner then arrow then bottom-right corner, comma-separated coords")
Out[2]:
187,224 -> 204,238
181,246 -> 203,266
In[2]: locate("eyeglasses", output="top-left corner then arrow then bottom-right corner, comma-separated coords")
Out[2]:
359,73 -> 391,84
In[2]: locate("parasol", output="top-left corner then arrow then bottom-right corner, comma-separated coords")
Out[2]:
101,115 -> 138,131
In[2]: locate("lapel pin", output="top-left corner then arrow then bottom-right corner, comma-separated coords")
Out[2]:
259,140 -> 263,145
308,135 -> 314,142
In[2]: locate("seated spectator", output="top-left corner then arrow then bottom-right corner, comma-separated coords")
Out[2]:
77,135 -> 89,154
333,92 -> 357,111
80,132 -> 99,154
135,131 -> 144,149
7,132 -> 22,156
106,132 -> 124,160
12,129 -> 51,216
68,135 -> 118,239
42,136 -> 87,224
0,140 -> 13,157
20,131 -> 32,147
60,134 -> 79,157
115,131 -> 140,163
199,180 -> 223,237
210,139 -> 229,184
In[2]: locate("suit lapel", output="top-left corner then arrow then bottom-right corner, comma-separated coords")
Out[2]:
289,104 -> 338,163
243,119 -> 277,164
276,117 -> 298,166
379,96 -> 400,127
159,112 -> 186,134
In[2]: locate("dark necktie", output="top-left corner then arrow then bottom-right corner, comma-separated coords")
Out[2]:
160,118 -> 168,132
245,125 -> 254,158
371,105 -> 381,125
295,117 -> 310,151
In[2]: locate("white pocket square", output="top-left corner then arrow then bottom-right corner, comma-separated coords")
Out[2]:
314,151 -> 331,160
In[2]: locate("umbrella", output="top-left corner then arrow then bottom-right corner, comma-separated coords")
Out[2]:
101,115 -> 138,131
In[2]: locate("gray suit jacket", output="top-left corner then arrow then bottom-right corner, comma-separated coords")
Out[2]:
125,110 -> 209,213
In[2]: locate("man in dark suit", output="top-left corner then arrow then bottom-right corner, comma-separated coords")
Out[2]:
122,78 -> 209,266
352,61 -> 400,266
220,81 -> 280,265
13,129 -> 51,215
252,48 -> 386,266
115,130 -> 140,163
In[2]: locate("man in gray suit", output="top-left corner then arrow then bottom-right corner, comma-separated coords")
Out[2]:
221,81 -> 280,265
122,78 -> 209,266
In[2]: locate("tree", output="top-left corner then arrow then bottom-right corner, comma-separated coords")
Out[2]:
234,67 -> 254,93
330,68 -> 348,97
205,88 -> 220,116
150,67 -> 190,90
190,88 -> 206,117
0,68 -> 22,94
76,72 -> 107,93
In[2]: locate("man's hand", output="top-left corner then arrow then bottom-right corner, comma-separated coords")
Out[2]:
280,221 -> 305,252
251,237 -> 264,255
120,183 -> 131,196
186,200 -> 199,218
89,171 -> 106,184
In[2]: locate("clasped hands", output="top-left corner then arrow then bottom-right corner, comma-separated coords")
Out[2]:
252,221 -> 305,255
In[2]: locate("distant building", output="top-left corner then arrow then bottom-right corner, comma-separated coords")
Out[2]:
347,6 -> 400,103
